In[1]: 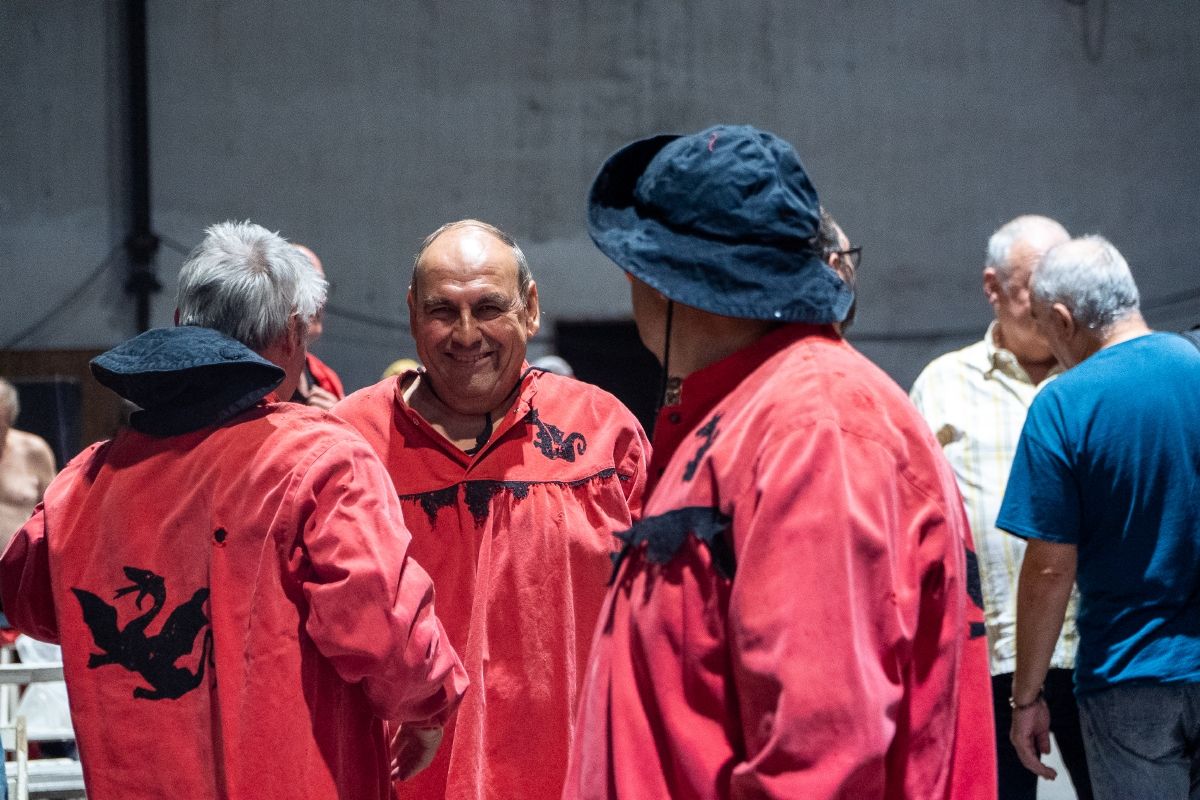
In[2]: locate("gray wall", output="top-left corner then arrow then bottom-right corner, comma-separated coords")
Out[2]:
3,1 -> 1198,392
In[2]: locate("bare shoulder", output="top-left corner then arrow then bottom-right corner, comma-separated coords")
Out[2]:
9,429 -> 56,475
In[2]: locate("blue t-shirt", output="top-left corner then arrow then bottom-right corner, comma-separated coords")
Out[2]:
998,332 -> 1200,694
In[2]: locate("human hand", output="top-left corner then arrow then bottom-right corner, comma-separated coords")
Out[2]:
303,386 -> 339,411
1010,698 -> 1057,780
391,724 -> 443,781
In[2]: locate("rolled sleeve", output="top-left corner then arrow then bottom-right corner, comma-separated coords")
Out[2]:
0,504 -> 60,643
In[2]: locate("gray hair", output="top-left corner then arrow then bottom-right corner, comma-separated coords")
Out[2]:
176,221 -> 327,351
986,215 -> 1069,283
0,378 -> 18,426
411,219 -> 533,306
817,207 -> 858,331
817,207 -> 843,256
1031,236 -> 1140,331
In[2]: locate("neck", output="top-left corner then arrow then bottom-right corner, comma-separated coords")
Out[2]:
405,373 -> 522,452
663,309 -> 779,380
1016,354 -> 1057,385
1098,312 -> 1152,352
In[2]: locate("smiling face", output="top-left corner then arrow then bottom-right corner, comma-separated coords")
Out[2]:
408,226 -> 539,415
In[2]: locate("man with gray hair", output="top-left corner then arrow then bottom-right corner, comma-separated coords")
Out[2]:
911,215 -> 1092,799
289,243 -> 344,409
999,236 -> 1200,799
0,221 -> 466,800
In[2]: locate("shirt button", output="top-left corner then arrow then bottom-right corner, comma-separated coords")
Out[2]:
668,412 -> 682,424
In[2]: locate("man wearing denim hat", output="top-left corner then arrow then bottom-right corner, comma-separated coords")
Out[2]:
564,125 -> 995,799
0,222 -> 466,799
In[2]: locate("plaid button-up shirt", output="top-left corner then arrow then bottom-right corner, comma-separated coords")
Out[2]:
911,322 -> 1079,675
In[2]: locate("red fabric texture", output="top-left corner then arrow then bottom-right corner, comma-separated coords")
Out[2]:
335,369 -> 649,800
564,325 -> 996,800
0,400 -> 467,800
307,352 -> 345,399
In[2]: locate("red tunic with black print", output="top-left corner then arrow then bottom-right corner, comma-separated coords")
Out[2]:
335,368 -> 650,800
0,399 -> 466,800
564,325 -> 996,800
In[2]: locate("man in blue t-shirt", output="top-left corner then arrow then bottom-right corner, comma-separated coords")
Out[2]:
997,235 -> 1200,800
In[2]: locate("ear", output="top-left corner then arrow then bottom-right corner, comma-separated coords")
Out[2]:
407,288 -> 418,339
1050,302 -> 1075,339
982,268 -> 1001,306
286,315 -> 307,353
524,281 -> 541,338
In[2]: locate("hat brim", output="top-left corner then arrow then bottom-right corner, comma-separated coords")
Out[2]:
91,327 -> 284,436
587,134 -> 853,324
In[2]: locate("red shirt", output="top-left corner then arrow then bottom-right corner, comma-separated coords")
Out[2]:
306,352 -> 345,398
0,400 -> 466,800
335,369 -> 650,800
564,325 -> 996,800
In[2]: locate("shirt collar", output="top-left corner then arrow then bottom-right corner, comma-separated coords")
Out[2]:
647,324 -> 835,488
985,320 -> 1051,385
393,363 -> 538,465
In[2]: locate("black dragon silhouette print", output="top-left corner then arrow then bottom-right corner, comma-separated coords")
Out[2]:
529,409 -> 587,462
72,566 -> 213,700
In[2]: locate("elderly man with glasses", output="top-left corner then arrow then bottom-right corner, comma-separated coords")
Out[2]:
817,207 -> 861,334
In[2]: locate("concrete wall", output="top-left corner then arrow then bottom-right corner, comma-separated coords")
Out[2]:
3,0 -> 1198,392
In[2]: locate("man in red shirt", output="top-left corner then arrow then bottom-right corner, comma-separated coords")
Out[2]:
0,221 -> 466,799
335,219 -> 650,800
292,243 -> 345,408
564,126 -> 996,799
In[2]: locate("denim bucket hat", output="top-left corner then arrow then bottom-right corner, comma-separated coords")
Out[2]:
91,326 -> 284,436
588,124 -> 853,324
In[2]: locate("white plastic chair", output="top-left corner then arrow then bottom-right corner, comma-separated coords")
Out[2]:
0,662 -> 84,800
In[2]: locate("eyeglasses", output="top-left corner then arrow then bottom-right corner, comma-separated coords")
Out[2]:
828,246 -> 862,270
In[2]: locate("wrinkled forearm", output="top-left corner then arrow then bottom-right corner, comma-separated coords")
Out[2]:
1013,541 -> 1076,704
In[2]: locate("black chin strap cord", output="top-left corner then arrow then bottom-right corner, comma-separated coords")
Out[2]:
656,299 -> 675,414
423,367 -> 532,457
465,412 -> 493,457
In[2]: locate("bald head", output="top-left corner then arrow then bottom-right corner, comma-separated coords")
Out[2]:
986,215 -> 1069,283
981,215 -> 1069,379
291,244 -> 326,344
406,219 -> 541,416
293,244 -> 324,278
411,220 -> 532,307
